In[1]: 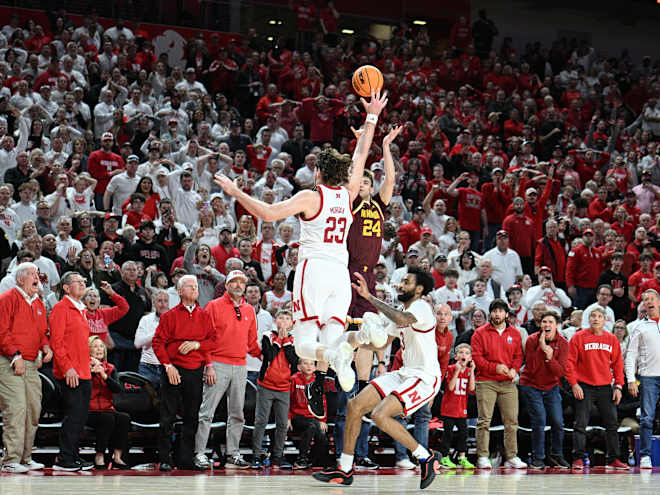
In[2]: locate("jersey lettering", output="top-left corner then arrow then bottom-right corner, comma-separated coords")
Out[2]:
407,389 -> 422,404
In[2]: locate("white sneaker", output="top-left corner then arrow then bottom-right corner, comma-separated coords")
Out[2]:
359,312 -> 387,348
22,460 -> 45,470
504,456 -> 527,469
476,457 -> 492,469
1,463 -> 29,473
640,456 -> 653,469
193,453 -> 210,469
333,342 -> 356,392
395,458 -> 416,470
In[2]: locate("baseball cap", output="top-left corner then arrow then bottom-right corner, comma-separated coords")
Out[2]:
126,154 -> 139,163
496,229 -> 508,238
371,163 -> 384,172
376,256 -> 386,266
414,205 -> 425,213
168,117 -> 178,124
185,67 -> 196,73
421,227 -> 432,235
406,248 -> 419,258
104,212 -> 121,222
120,141 -> 132,148
225,270 -> 248,284
220,226 -> 232,234
460,128 -> 472,135
539,265 -> 552,273
156,167 -> 169,176
583,229 -> 594,235
507,284 -> 523,294
525,187 -> 538,196
522,140 -> 533,146
101,132 -> 113,140
434,254 -> 448,263
654,262 -> 660,270
492,167 -> 503,174
182,161 -> 194,170
230,119 -> 241,127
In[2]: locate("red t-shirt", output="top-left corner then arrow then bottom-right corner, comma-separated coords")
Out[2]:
457,187 -> 483,231
440,365 -> 470,418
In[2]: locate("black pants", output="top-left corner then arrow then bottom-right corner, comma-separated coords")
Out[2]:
58,379 -> 92,464
87,410 -> 131,455
159,365 -> 203,468
439,416 -> 468,457
572,382 -> 620,462
291,415 -> 328,461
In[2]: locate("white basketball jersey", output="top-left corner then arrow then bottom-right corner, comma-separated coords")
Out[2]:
298,184 -> 353,266
397,299 -> 441,384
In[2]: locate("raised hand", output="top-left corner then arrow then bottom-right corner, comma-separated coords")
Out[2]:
213,174 -> 240,196
360,89 -> 389,117
383,125 -> 403,148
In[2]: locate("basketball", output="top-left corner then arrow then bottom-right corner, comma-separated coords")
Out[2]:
352,65 -> 383,98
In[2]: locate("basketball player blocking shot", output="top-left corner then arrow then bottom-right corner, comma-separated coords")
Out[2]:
214,90 -> 389,415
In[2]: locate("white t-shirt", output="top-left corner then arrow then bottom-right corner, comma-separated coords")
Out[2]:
66,186 -> 95,213
432,286 -> 463,334
393,298 -> 440,384
106,172 -> 140,214
247,306 -> 274,372
424,211 -> 449,239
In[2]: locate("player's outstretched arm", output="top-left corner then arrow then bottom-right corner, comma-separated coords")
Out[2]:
379,125 -> 403,205
352,272 -> 416,326
346,90 -> 389,200
214,174 -> 318,222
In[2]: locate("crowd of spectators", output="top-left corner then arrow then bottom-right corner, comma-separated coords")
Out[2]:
0,2 -> 659,473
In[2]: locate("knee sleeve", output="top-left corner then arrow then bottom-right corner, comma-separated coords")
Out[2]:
319,320 -> 346,347
294,320 -> 321,360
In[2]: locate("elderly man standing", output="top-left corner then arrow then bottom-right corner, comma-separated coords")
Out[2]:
193,270 -> 260,470
625,289 -> 660,469
152,275 -> 216,471
0,262 -> 51,473
50,271 -> 95,471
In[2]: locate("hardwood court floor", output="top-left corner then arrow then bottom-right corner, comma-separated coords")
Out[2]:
1,467 -> 660,495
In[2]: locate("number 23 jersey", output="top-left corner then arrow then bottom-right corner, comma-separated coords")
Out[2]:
299,184 -> 353,266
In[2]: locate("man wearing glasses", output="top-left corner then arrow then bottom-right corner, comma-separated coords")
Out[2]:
519,311 -> 570,470
49,272 -> 95,471
194,270 -> 260,469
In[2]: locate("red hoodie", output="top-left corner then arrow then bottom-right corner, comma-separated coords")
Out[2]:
471,323 -> 523,382
519,331 -> 568,390
566,328 -> 624,387
289,372 -> 326,421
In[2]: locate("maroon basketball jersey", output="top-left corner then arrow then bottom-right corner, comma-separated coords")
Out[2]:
347,193 -> 387,275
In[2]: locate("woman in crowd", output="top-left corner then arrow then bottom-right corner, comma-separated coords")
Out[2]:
87,336 -> 131,469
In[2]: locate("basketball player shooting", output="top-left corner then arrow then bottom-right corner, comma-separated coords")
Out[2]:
214,91 -> 389,411
347,124 -> 402,395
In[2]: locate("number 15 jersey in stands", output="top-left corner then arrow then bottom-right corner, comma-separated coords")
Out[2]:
298,184 -> 353,266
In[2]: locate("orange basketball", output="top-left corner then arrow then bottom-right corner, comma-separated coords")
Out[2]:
352,65 -> 383,98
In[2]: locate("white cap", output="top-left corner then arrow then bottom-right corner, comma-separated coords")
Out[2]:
155,167 -> 169,176
182,161 -> 194,170
225,270 -> 248,285
102,132 -> 114,140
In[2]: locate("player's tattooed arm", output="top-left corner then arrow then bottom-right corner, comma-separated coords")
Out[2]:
353,271 -> 417,325
367,295 -> 417,326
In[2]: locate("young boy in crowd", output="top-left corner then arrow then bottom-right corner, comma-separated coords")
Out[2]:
438,343 -> 476,469
251,309 -> 298,469
289,359 -> 330,469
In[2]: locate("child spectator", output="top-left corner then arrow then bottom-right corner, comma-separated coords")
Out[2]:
251,309 -> 298,469
438,343 -> 475,469
289,359 -> 329,469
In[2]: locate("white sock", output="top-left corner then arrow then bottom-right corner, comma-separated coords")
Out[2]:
323,348 -> 336,364
412,445 -> 430,461
355,327 -> 371,345
339,453 -> 354,472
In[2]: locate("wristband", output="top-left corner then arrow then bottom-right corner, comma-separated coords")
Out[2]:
164,363 -> 173,370
378,361 -> 386,366
365,113 -> 378,125
205,363 -> 214,368
615,385 -> 622,390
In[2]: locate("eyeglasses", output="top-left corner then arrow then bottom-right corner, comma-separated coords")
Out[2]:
234,306 -> 241,320
80,254 -> 93,259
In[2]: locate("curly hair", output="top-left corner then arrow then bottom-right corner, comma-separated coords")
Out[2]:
317,149 -> 352,186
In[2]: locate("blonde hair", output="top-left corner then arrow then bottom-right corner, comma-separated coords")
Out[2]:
88,336 -> 107,360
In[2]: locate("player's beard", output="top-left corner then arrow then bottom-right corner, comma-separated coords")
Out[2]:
397,289 -> 416,303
